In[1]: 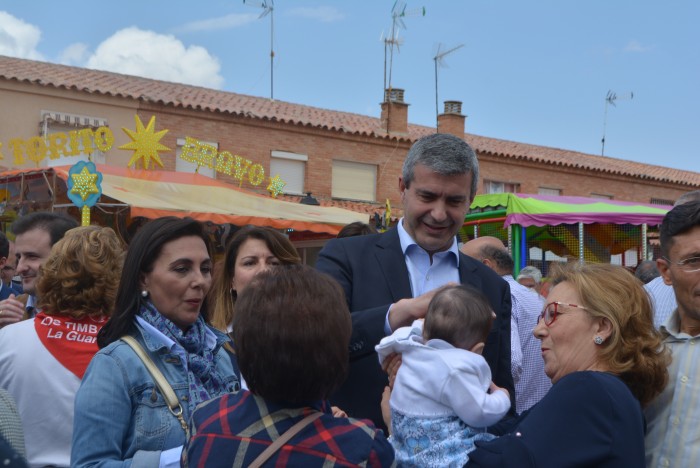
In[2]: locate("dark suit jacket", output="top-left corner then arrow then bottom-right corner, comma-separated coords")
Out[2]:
0,283 -> 19,301
316,228 -> 514,431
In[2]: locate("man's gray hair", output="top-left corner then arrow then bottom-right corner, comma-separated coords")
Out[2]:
402,133 -> 479,198
517,265 -> 543,283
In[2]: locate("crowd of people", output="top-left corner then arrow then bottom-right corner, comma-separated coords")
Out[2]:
0,133 -> 698,467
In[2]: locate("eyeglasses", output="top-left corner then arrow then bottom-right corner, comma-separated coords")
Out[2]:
662,256 -> 700,273
538,301 -> 588,326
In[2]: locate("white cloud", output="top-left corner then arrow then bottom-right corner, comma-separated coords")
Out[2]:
86,27 -> 224,89
288,6 -> 344,23
0,11 -> 44,59
59,42 -> 89,65
178,13 -> 258,33
624,40 -> 653,53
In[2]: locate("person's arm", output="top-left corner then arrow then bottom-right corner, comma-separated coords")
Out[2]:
468,373 -> 624,467
367,425 -> 396,466
443,361 -> 511,428
72,352 -> 164,468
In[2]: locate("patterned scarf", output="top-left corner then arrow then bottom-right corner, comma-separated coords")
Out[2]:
138,301 -> 229,413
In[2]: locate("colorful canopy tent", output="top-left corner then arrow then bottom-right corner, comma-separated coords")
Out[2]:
0,165 -> 367,236
463,193 -> 672,275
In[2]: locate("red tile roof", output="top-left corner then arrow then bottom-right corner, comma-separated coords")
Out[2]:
1,55 -> 698,187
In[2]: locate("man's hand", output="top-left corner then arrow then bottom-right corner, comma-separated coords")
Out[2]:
388,283 -> 458,330
381,386 -> 392,434
0,294 -> 25,329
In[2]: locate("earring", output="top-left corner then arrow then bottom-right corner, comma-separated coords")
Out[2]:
594,336 -> 604,345
141,290 -> 148,298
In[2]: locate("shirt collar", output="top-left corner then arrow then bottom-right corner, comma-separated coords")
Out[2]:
397,217 -> 460,265
660,308 -> 699,340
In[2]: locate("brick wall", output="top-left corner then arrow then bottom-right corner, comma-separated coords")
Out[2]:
142,103 -> 691,208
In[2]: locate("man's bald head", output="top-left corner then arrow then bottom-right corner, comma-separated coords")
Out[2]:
461,236 -> 506,258
461,236 -> 513,276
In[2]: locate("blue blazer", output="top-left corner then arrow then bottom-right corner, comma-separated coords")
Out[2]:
468,371 -> 645,467
0,282 -> 19,301
316,228 -> 514,430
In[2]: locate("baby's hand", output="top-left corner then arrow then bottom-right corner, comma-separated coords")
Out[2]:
489,381 -> 510,399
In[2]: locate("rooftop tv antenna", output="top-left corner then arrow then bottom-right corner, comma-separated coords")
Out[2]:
383,1 -> 426,93
433,43 -> 464,129
244,0 -> 275,100
601,90 -> 633,156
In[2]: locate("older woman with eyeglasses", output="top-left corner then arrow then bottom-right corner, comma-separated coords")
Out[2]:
466,263 -> 670,467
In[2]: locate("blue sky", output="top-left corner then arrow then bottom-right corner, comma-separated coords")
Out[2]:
1,0 -> 698,173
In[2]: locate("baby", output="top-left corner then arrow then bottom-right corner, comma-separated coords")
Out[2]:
376,284 -> 511,467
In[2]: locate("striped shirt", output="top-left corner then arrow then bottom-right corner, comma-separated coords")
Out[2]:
504,275 -> 551,413
644,309 -> 700,468
644,276 -> 677,329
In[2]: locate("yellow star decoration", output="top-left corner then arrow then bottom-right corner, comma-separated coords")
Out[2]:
70,166 -> 99,201
120,115 -> 171,169
267,174 -> 286,198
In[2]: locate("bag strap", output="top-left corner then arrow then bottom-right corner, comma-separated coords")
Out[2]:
121,335 -> 189,437
249,411 -> 323,468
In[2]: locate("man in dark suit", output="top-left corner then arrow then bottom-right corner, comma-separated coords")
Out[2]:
316,134 -> 514,430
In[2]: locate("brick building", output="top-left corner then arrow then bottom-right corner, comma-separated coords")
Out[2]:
1,54 -> 699,223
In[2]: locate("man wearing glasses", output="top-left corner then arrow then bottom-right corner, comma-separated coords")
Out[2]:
645,199 -> 700,467
645,190 -> 700,328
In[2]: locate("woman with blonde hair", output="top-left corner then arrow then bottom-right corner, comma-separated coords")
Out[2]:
0,226 -> 124,467
465,262 -> 670,467
209,225 -> 300,332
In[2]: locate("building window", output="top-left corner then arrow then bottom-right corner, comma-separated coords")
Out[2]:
176,138 -> 217,178
39,110 -> 108,167
292,239 -> 326,266
650,197 -> 675,206
485,180 -> 519,194
590,193 -> 613,200
271,151 -> 307,195
332,160 -> 377,201
538,187 -> 561,196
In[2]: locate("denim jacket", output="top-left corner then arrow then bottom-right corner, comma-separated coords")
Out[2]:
71,320 -> 240,468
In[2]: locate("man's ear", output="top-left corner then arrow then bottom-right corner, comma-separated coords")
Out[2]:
0,257 -> 6,269
399,176 -> 407,199
657,258 -> 673,286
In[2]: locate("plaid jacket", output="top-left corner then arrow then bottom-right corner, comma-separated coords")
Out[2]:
183,390 -> 395,467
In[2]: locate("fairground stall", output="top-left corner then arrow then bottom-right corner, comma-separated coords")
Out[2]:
462,193 -> 672,276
